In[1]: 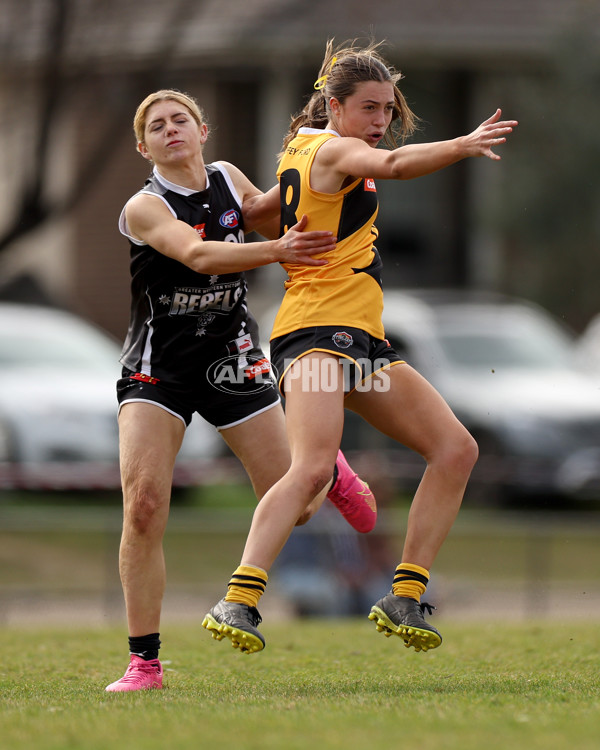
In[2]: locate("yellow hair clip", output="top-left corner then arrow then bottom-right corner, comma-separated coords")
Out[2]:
313,56 -> 338,90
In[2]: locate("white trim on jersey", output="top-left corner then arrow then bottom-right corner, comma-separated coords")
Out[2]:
118,194 -> 178,245
298,126 -> 341,137
212,162 -> 243,209
118,165 -> 225,244
153,166 -> 210,196
140,291 -> 155,376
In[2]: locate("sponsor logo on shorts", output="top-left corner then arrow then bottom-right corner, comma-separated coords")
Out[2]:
244,357 -> 271,381
234,333 -> 253,353
219,209 -> 240,229
206,354 -> 277,394
332,331 -> 353,349
130,372 -> 160,385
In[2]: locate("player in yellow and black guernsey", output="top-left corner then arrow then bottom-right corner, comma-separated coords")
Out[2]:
275,128 -> 384,340
205,39 -> 517,657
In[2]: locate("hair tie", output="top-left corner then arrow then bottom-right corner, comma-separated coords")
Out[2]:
313,56 -> 338,90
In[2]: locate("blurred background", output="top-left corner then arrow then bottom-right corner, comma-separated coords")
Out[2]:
1,0 -> 599,626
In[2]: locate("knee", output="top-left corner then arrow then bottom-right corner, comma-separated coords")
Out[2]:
288,460 -> 334,519
123,482 -> 168,536
438,427 -> 479,479
302,463 -> 335,498
455,428 -> 479,475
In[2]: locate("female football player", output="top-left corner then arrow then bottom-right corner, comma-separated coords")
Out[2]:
204,40 -> 516,654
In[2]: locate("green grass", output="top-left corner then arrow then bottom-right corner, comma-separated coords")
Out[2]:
2,621 -> 599,750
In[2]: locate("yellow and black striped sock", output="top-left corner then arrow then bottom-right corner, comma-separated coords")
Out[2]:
392,562 -> 430,602
224,564 -> 268,608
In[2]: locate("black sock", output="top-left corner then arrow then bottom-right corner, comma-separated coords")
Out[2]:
331,461 -> 339,487
128,632 -> 161,661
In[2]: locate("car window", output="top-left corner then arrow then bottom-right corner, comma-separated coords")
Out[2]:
435,309 -> 574,370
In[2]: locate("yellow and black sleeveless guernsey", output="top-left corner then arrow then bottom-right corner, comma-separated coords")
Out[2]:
272,127 -> 385,341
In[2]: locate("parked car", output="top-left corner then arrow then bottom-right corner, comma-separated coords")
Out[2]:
377,290 -> 600,503
0,303 -> 221,491
577,312 -> 600,375
260,290 -> 600,504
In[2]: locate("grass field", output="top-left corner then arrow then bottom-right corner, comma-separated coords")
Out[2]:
2,620 -> 599,750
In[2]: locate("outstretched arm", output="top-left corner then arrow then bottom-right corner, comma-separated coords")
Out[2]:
316,109 -> 518,186
125,195 -> 331,275
386,109 -> 518,178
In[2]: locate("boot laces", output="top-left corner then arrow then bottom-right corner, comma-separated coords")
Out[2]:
120,660 -> 158,683
420,602 -> 436,617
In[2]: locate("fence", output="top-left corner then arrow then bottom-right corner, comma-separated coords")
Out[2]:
1,501 -> 599,626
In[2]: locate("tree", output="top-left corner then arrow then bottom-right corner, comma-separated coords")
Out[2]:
485,14 -> 600,329
0,0 -> 202,256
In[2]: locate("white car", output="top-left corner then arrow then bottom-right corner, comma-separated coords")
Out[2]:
0,303 -> 220,491
577,312 -> 600,375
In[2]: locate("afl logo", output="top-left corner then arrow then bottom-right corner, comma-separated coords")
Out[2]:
206,354 -> 277,394
219,209 -> 240,228
332,331 -> 353,349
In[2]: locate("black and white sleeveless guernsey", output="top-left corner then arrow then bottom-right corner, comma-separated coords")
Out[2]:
118,164 -> 260,387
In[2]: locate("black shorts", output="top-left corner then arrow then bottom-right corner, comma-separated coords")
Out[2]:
116,349 -> 280,430
270,326 -> 404,395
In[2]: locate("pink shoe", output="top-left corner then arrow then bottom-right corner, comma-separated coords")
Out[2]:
105,655 -> 163,692
327,450 -> 377,533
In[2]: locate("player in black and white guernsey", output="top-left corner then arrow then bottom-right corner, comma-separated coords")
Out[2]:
105,90 -> 378,692
121,162 -> 255,379
118,162 -> 270,416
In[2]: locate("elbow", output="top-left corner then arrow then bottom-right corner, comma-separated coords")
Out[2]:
185,247 -> 212,275
189,256 -> 213,275
390,166 -> 408,180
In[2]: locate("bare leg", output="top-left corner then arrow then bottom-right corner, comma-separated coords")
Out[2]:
238,353 -> 346,571
118,403 -> 185,635
219,402 -> 332,525
346,363 -> 478,569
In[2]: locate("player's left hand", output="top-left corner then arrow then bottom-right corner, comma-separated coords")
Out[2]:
464,109 -> 518,160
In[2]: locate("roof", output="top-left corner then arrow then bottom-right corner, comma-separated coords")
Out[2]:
2,0 -> 597,73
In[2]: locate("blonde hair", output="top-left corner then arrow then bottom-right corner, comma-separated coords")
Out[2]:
133,89 -> 209,148
281,39 -> 418,155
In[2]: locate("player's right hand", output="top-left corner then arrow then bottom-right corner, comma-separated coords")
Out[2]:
276,214 -> 334,265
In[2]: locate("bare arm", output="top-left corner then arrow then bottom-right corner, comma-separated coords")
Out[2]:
242,185 -> 281,239
314,109 -> 518,189
125,195 -> 331,274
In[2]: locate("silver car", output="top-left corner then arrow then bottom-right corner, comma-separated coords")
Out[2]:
0,303 -> 220,491
373,289 -> 600,503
